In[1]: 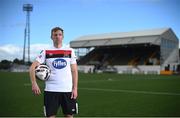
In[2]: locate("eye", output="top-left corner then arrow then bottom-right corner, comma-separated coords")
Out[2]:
58,33 -> 62,36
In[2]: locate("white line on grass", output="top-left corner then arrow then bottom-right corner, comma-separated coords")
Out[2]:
24,83 -> 180,96
79,87 -> 180,96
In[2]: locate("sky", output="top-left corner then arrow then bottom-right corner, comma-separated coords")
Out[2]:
0,0 -> 180,61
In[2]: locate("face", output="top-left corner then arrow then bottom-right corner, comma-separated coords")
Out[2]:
51,30 -> 63,44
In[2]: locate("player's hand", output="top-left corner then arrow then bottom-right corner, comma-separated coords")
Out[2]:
71,88 -> 78,99
32,82 -> 41,95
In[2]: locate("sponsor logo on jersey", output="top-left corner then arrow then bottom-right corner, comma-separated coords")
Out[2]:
52,58 -> 67,69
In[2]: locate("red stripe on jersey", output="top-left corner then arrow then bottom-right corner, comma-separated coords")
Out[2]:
46,50 -> 71,55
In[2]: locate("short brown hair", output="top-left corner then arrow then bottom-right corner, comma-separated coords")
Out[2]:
51,27 -> 64,38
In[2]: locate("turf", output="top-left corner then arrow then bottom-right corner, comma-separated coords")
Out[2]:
0,72 -> 180,117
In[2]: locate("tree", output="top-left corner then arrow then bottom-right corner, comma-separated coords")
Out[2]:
13,58 -> 24,64
0,60 -> 12,69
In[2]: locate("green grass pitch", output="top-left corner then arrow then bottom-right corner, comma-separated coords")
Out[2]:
0,72 -> 180,117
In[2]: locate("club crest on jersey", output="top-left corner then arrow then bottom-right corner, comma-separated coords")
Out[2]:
52,59 -> 67,69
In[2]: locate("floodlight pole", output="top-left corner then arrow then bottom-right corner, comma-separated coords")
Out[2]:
23,4 -> 33,63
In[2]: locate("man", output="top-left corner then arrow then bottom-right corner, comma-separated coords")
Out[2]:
29,27 -> 78,118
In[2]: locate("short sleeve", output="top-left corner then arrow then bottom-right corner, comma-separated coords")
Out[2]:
70,48 -> 77,64
35,50 -> 46,64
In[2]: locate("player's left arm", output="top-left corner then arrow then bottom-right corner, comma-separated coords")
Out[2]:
71,63 -> 78,99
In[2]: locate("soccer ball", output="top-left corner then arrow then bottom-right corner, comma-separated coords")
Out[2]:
35,64 -> 51,81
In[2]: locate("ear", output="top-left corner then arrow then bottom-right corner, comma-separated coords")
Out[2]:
51,36 -> 54,41
61,35 -> 64,39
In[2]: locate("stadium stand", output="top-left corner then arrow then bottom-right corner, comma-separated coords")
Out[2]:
10,64 -> 29,72
70,28 -> 179,74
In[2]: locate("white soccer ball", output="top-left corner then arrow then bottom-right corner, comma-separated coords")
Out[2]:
35,64 -> 51,81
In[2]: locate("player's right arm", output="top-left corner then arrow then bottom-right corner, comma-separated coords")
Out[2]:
29,60 -> 41,95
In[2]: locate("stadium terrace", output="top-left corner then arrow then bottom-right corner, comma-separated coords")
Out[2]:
70,28 -> 180,75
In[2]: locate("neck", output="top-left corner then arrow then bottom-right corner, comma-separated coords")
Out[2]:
54,43 -> 62,48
